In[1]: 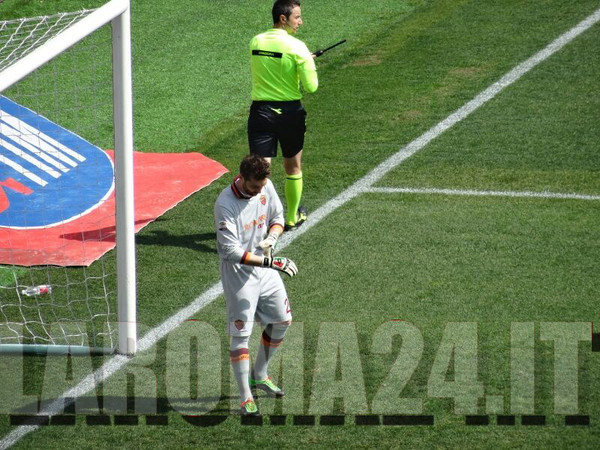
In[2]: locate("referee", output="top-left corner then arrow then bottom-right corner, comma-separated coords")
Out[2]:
248,0 -> 318,231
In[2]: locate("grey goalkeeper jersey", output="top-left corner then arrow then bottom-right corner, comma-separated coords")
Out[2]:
214,176 -> 284,272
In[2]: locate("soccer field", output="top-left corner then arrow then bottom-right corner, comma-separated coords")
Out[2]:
1,0 -> 599,448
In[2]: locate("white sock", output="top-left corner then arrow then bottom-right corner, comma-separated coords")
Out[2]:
252,322 -> 290,381
230,336 -> 252,403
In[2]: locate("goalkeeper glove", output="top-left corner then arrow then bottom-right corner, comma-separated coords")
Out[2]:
258,232 -> 279,258
262,256 -> 298,277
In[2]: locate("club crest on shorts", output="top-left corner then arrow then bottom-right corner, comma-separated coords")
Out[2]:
260,194 -> 266,205
0,96 -> 114,229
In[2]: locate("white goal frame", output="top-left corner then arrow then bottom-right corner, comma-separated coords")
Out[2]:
0,0 -> 137,355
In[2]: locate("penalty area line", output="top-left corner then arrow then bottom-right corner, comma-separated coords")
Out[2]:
367,187 -> 600,201
2,6 -> 600,450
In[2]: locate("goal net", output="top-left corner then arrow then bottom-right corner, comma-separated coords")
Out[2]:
0,0 -> 136,355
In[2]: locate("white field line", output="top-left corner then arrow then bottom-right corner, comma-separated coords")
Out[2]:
2,7 -> 600,449
367,187 -> 600,201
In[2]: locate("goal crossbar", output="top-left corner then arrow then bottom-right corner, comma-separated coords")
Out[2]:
0,0 -> 128,93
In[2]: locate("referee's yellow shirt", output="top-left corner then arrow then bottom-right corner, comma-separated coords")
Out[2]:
250,28 -> 318,101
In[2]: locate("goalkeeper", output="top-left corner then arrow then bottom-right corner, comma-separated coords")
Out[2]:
214,155 -> 297,416
247,0 -> 318,231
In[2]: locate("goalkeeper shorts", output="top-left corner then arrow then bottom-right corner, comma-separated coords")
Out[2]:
222,265 -> 292,337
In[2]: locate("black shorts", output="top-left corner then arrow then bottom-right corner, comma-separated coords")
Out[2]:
247,100 -> 307,158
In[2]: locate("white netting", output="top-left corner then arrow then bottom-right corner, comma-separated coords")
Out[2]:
0,10 -> 94,73
0,8 -> 118,350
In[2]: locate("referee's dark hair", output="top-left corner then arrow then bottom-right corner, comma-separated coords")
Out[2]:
240,155 -> 271,181
272,0 -> 300,25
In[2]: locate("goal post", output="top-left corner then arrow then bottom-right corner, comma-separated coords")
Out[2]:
112,2 -> 137,356
0,0 -> 137,355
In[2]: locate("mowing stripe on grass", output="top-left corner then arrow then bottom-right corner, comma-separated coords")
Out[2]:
2,6 -> 599,449
278,6 -> 600,246
367,187 -> 600,201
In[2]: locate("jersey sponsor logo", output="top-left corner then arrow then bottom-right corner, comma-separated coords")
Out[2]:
243,213 -> 267,231
218,220 -> 228,231
260,194 -> 266,205
0,96 -> 114,229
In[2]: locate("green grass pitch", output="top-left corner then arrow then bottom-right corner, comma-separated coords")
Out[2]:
0,0 -> 599,448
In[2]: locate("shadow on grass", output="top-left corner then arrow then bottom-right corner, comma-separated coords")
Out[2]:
136,230 -> 217,254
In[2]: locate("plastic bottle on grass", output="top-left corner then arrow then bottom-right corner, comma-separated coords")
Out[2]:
21,285 -> 52,296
